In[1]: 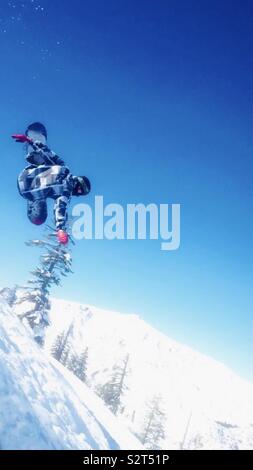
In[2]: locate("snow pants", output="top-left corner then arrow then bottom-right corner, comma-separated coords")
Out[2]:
18,165 -> 72,230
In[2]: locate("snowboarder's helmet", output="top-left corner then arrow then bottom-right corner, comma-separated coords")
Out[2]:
72,176 -> 91,196
25,122 -> 47,139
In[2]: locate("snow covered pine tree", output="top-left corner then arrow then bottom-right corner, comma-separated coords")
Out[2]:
67,348 -> 88,383
16,228 -> 73,346
96,354 -> 130,415
51,321 -> 74,364
139,394 -> 166,450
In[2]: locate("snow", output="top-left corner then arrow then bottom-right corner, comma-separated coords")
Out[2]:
0,298 -> 142,450
2,291 -> 253,450
43,298 -> 253,450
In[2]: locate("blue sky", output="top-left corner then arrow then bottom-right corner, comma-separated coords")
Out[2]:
0,0 -> 252,380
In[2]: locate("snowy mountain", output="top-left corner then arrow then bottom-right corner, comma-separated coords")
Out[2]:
2,291 -> 253,450
0,298 -> 142,450
40,298 -> 253,450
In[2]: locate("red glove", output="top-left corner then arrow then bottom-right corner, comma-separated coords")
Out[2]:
12,134 -> 33,144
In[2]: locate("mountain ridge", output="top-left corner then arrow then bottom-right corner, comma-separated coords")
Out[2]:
42,297 -> 253,450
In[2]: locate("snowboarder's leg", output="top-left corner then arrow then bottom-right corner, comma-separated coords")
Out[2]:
54,195 -> 69,230
27,199 -> 48,226
54,196 -> 70,245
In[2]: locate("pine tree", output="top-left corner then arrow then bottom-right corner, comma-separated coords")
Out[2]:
67,351 -> 80,375
77,348 -> 88,382
96,354 -> 130,415
139,394 -> 166,450
67,347 -> 88,382
16,229 -> 73,346
180,411 -> 192,450
51,322 -> 74,364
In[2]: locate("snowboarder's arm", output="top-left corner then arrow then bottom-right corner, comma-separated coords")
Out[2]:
30,141 -> 65,166
12,134 -> 65,166
47,152 -> 65,166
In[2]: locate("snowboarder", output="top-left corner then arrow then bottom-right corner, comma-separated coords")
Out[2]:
12,122 -> 91,245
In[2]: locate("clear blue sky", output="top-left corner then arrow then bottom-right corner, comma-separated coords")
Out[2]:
0,0 -> 252,380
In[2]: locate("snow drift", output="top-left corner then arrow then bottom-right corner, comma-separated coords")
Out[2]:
0,298 -> 142,450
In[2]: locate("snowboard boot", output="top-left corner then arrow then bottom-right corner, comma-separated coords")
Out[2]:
27,199 -> 48,226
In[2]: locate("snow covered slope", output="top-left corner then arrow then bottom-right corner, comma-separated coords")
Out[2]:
44,298 -> 253,450
0,299 -> 142,450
